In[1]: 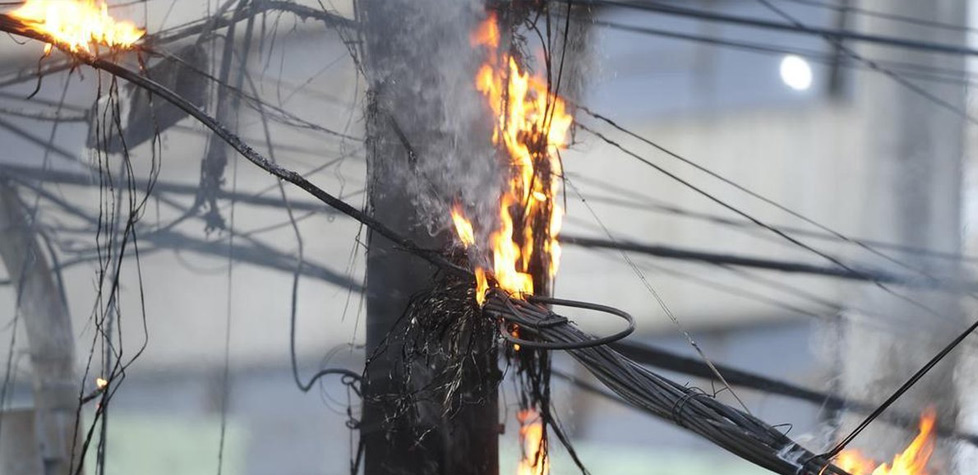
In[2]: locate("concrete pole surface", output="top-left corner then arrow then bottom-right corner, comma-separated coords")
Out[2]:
358,1 -> 500,473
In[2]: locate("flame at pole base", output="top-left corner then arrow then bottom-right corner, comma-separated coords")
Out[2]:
11,0 -> 144,54
833,409 -> 936,475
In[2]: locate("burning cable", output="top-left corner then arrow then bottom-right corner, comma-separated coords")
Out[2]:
9,0 -> 144,54
483,291 -> 853,475
451,10 -> 578,474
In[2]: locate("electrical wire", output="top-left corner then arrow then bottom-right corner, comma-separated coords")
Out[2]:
778,0 -> 978,35
573,0 -> 978,57
483,291 -> 849,475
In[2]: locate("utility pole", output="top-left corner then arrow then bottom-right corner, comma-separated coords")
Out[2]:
0,181 -> 78,475
841,0 -> 966,465
358,1 -> 499,473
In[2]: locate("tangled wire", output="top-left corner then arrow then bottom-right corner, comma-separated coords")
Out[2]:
484,291 -> 851,475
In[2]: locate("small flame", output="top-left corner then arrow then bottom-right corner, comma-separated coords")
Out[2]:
451,13 -> 573,304
517,409 -> 549,475
452,204 -> 477,247
11,0 -> 144,54
95,377 -> 108,390
475,268 -> 489,306
834,409 -> 936,475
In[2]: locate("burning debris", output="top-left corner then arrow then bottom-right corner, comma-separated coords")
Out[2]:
10,0 -> 143,54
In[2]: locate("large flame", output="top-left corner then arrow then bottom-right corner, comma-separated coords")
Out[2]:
517,409 -> 549,475
11,0 -> 144,54
458,14 -> 570,474
454,14 -> 573,306
833,409 -> 936,475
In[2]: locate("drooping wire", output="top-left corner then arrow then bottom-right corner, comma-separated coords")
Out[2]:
820,316 -> 978,460
576,121 -> 955,325
778,0 -> 978,35
562,175 -> 755,413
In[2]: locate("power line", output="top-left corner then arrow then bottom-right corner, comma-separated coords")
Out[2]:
0,12 -> 469,278
755,0 -> 978,128
575,0 -> 978,57
14,177 -> 362,289
552,338 -> 978,447
560,234 -> 976,292
570,173 -> 978,265
754,0 -> 978,460
485,293 -> 849,475
0,163 -> 335,214
577,122 -> 956,326
778,0 -> 978,35
586,18 -> 978,90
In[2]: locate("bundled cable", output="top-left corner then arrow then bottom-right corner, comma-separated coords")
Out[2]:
484,291 -> 851,475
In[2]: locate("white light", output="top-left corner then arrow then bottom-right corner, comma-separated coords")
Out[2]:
779,55 -> 813,91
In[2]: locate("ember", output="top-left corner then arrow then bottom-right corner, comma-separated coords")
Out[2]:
11,0 -> 144,54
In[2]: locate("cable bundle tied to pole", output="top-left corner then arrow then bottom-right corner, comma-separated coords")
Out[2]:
483,291 -> 851,475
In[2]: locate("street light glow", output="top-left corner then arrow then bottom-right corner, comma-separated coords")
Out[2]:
780,55 -> 813,91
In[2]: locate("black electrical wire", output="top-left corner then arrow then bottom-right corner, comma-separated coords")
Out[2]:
560,234 -> 978,292
585,18 -> 978,90
572,0 -> 978,57
609,338 -> 978,447
821,316 -> 978,460
752,0 -> 978,461
0,15 -> 470,279
567,173 -> 978,265
578,123 -> 957,327
778,0 -> 978,35
576,106 -> 972,282
483,291 -> 850,475
485,292 -> 635,350
757,0 -> 978,128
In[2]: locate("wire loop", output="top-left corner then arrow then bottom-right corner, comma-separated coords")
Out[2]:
483,291 -> 636,350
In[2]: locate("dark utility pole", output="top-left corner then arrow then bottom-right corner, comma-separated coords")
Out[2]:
358,1 -> 499,474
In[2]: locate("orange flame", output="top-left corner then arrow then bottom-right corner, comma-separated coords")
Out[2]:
517,409 -> 549,475
452,204 -> 477,247
833,409 -> 936,475
11,0 -> 144,54
452,13 -> 573,305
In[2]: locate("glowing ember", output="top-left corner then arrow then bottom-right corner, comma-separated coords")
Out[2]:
11,0 -> 144,54
452,13 -> 573,305
834,409 -> 936,475
517,409 -> 549,475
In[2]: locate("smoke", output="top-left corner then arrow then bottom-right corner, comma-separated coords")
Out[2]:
363,0 -> 501,247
